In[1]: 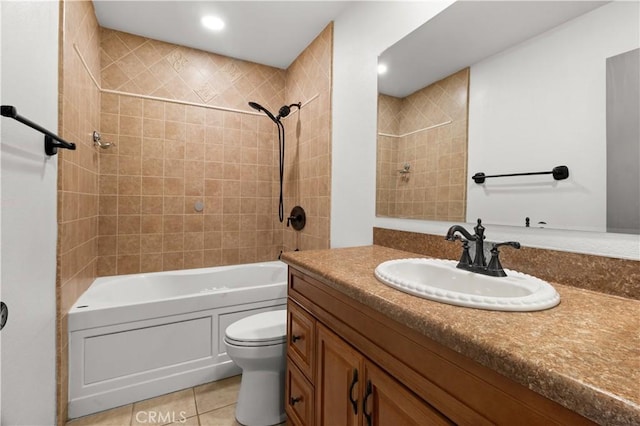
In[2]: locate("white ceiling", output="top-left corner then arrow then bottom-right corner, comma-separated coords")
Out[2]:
93,1 -> 610,93
93,1 -> 353,70
378,1 -> 609,97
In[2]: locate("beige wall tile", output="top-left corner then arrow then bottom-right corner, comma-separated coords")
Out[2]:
140,253 -> 163,272
163,252 -> 184,270
140,234 -> 163,253
141,196 -> 163,214
141,215 -> 163,234
118,215 -> 141,234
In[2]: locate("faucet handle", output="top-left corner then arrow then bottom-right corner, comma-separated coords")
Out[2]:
486,241 -> 520,277
455,238 -> 473,268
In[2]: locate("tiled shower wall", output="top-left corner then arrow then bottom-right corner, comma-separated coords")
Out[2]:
96,28 -> 288,275
376,68 -> 469,221
57,0 -> 101,423
283,24 -> 333,252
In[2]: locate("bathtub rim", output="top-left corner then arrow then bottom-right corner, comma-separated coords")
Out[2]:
70,260 -> 288,312
68,260 -> 288,332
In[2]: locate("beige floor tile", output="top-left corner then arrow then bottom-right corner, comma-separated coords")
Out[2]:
132,389 -> 197,426
198,404 -> 240,426
163,414 -> 200,426
66,404 -> 133,426
194,375 -> 241,414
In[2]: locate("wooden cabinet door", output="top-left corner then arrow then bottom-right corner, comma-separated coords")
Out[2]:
315,323 -> 363,426
362,362 -> 454,426
287,300 -> 315,380
286,357 -> 315,426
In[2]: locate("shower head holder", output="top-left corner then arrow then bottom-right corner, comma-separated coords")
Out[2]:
248,101 -> 302,123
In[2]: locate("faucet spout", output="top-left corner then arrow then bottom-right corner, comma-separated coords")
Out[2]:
445,225 -> 476,242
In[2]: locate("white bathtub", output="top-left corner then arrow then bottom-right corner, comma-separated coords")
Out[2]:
68,261 -> 287,419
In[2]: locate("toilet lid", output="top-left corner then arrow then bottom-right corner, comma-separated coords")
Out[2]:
225,309 -> 287,346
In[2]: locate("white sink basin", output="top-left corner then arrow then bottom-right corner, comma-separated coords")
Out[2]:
374,258 -> 560,312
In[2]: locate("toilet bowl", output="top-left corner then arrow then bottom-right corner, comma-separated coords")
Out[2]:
224,309 -> 287,426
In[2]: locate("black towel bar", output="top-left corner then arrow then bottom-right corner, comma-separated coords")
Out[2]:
472,165 -> 569,184
1,105 -> 76,155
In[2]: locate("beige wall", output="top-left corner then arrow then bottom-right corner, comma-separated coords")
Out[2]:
283,24 -> 333,252
57,0 -> 101,423
376,68 -> 468,221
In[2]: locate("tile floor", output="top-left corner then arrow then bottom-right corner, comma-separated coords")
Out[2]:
65,375 -> 285,426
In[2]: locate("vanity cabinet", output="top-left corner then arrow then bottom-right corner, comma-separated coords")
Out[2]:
315,322 -> 451,426
285,266 -> 595,426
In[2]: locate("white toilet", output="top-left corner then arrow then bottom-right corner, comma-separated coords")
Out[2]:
224,309 -> 287,426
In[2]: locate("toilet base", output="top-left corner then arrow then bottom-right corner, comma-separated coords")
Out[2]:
235,370 -> 286,426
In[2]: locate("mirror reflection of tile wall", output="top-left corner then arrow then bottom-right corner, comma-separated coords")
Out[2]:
376,68 -> 469,221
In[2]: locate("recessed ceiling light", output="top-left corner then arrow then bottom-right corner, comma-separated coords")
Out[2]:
377,63 -> 388,75
201,15 -> 225,31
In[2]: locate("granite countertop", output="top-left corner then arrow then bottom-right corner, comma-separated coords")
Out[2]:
281,245 -> 640,426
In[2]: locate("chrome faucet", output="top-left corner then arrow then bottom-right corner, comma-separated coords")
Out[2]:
445,218 -> 520,277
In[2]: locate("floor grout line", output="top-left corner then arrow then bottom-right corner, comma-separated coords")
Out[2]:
197,401 -> 237,416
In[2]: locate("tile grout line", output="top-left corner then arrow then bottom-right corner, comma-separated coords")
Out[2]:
191,386 -> 202,426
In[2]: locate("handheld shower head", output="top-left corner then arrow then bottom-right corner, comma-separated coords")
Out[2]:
247,99 -> 302,223
248,101 -> 278,123
249,101 -> 302,123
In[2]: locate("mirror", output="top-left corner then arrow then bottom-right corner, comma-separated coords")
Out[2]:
376,1 -> 639,234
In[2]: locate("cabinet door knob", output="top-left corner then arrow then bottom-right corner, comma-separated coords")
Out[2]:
349,368 -> 359,414
291,334 -> 302,343
363,380 -> 373,426
290,396 -> 302,406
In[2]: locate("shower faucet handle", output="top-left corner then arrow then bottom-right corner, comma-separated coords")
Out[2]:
286,206 -> 306,231
286,214 -> 301,227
